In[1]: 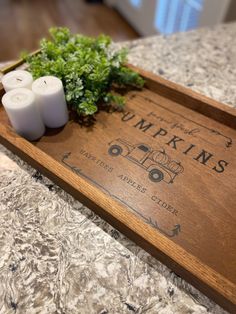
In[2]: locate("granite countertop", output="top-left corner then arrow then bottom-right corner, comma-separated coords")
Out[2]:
1,23 -> 235,314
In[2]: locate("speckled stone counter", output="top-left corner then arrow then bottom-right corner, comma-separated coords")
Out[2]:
1,23 -> 235,314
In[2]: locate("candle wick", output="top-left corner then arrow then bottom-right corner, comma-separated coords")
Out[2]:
16,78 -> 22,82
44,80 -> 47,85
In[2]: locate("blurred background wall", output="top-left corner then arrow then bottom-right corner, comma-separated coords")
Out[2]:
105,0 -> 234,36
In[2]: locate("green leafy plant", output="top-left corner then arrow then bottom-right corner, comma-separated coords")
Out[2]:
24,27 -> 144,117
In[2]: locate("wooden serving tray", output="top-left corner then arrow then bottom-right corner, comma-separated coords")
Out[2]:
0,62 -> 236,313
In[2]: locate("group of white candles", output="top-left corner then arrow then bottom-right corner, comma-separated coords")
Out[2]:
1,70 -> 69,141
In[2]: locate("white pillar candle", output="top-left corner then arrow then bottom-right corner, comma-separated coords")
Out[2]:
32,76 -> 69,128
2,70 -> 33,92
2,88 -> 45,141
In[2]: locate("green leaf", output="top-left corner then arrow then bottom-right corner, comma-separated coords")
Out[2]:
25,27 -> 145,119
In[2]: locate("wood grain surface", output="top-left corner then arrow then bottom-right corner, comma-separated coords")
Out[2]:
0,65 -> 236,313
0,0 -> 139,61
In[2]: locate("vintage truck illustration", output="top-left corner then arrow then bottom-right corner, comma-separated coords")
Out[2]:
108,138 -> 184,184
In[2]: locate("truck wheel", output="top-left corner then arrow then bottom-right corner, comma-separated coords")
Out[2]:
149,169 -> 164,182
108,145 -> 123,156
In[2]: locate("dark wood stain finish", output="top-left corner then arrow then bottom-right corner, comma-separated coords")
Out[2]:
0,63 -> 236,313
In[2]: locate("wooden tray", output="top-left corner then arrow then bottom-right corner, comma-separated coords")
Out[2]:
1,62 -> 236,313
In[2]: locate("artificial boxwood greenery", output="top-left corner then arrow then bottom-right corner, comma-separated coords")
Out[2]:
24,27 -> 144,117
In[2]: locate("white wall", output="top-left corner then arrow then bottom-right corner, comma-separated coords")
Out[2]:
105,0 -> 231,36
